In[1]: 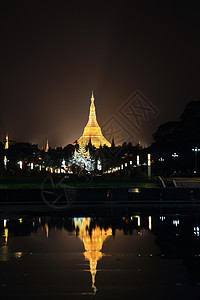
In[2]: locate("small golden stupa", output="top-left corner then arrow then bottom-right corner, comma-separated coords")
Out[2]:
78,92 -> 111,148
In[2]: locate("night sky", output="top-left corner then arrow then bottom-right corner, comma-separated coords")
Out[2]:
1,1 -> 200,148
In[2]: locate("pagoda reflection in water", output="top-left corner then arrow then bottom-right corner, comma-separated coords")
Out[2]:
73,217 -> 112,294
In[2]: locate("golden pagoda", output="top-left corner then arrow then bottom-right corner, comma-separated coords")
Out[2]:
78,92 -> 111,148
5,133 -> 9,150
74,217 -> 112,295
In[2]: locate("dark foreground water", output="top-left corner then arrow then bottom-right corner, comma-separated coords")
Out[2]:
0,212 -> 200,300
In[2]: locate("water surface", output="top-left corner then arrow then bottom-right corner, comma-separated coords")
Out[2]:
0,213 -> 200,299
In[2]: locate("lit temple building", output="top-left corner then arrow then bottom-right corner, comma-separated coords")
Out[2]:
78,92 -> 111,148
70,142 -> 95,171
74,217 -> 112,295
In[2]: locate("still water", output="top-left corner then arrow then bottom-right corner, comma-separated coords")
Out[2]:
0,213 -> 200,299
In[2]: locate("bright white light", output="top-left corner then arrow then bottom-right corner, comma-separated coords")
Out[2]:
194,226 -> 200,236
97,159 -> 102,170
125,163 -> 127,167
160,216 -> 165,221
4,220 -> 6,227
121,164 -> 123,169
172,152 -> 178,158
137,155 -> 139,166
61,158 -> 66,169
148,154 -> 151,166
192,147 -> 200,152
30,163 -> 34,170
149,216 -> 152,230
173,219 -> 179,226
130,161 -> 132,165
4,156 -> 7,166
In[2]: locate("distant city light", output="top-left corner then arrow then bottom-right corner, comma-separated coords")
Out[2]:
149,216 -> 152,230
194,226 -> 200,236
148,154 -> 151,166
173,219 -> 179,226
192,147 -> 200,174
159,157 -> 165,162
4,156 -> 7,166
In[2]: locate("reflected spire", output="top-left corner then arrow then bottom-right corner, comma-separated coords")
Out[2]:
74,217 -> 112,295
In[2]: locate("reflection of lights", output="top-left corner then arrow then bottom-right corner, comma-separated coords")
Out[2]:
129,188 -> 140,193
4,156 -> 7,166
160,216 -> 166,221
45,223 -> 49,238
130,161 -> 132,165
125,163 -> 127,167
4,219 -> 7,227
173,219 -> 179,226
19,218 -> 23,223
73,217 -> 112,295
4,228 -> 8,244
39,165 -> 42,171
30,162 -> 34,170
121,164 -> 123,170
18,161 -> 23,169
135,215 -> 140,226
194,226 -> 200,236
33,221 -> 35,227
137,155 -> 139,166
148,216 -> 152,230
159,157 -> 165,162
15,252 -> 23,259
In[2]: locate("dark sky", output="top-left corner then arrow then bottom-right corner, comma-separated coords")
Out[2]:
1,1 -> 200,148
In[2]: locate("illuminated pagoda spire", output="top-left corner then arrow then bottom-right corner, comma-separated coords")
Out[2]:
45,140 -> 49,152
78,92 -> 111,148
4,133 -> 9,150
